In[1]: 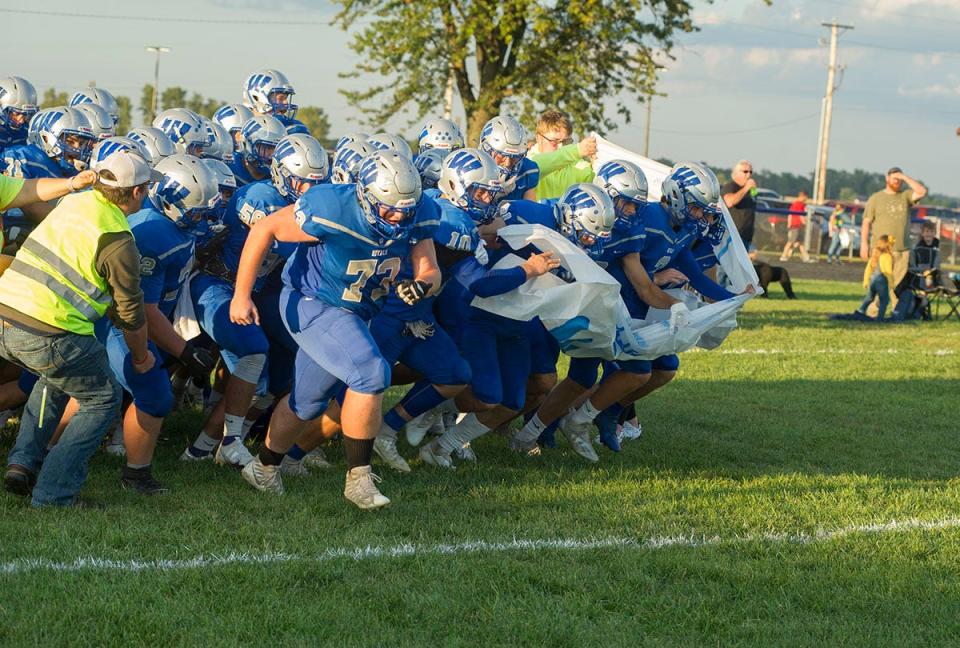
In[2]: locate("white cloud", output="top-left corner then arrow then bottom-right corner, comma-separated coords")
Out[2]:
851,0 -> 960,21
897,82 -> 960,96
912,53 -> 945,66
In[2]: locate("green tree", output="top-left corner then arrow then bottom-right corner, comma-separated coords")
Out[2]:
140,83 -> 156,123
186,93 -> 223,119
39,88 -> 69,109
116,95 -> 133,134
160,86 -> 189,112
296,106 -> 333,147
333,0 -> 700,144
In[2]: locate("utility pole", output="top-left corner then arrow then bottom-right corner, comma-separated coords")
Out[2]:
809,20 -> 852,257
145,45 -> 170,123
812,21 -> 853,205
643,93 -> 652,158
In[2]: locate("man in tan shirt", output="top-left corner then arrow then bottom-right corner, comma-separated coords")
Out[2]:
860,166 -> 926,313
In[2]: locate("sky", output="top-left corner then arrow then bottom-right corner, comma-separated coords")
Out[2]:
2,0 -> 958,196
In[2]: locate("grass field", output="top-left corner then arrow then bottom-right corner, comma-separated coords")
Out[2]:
1,277 -> 959,646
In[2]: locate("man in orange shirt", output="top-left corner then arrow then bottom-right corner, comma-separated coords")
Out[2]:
780,189 -> 811,262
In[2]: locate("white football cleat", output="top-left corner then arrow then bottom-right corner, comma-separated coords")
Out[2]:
215,439 -> 254,468
242,457 -> 284,494
179,447 -> 213,462
343,465 -> 390,510
454,443 -> 477,463
621,421 -> 642,441
404,409 -> 438,447
104,442 -> 126,457
560,415 -> 599,463
303,446 -> 332,469
509,433 -> 541,457
418,439 -> 455,470
374,435 -> 411,473
280,455 -> 310,477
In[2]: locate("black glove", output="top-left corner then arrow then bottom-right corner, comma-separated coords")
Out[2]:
178,342 -> 215,385
395,279 -> 432,306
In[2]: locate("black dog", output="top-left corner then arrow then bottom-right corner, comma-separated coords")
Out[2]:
753,262 -> 797,299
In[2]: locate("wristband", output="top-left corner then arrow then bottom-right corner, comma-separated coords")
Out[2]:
68,176 -> 77,192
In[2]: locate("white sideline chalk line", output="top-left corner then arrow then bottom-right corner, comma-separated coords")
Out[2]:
2,516 -> 959,575
690,348 -> 955,356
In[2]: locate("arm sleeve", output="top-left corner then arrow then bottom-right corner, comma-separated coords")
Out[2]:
674,248 -> 736,302
0,175 -> 24,210
528,144 -> 582,177
469,266 -> 528,298
862,197 -> 875,224
96,232 -> 146,330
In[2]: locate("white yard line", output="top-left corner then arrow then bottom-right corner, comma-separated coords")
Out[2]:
690,348 -> 955,356
3,516 -> 959,575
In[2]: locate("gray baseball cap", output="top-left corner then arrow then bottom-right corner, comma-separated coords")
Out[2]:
93,150 -> 162,188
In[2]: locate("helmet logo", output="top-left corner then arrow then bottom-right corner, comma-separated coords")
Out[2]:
34,110 -> 64,133
446,150 -> 482,174
94,140 -> 128,163
274,139 -> 296,160
159,118 -> 191,141
156,176 -> 190,206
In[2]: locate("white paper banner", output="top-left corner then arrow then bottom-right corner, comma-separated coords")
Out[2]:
471,225 -> 750,361
593,134 -> 761,294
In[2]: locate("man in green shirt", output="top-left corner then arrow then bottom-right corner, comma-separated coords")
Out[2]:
527,109 -> 597,200
860,166 -> 926,313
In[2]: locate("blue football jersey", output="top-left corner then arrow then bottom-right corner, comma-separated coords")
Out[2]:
129,206 -> 196,318
1,144 -> 68,179
638,202 -> 697,273
503,157 -> 540,201
380,194 -> 483,321
283,183 -> 439,321
224,180 -> 296,291
594,219 -> 646,268
0,125 -> 28,150
227,157 -> 261,188
276,114 -> 309,135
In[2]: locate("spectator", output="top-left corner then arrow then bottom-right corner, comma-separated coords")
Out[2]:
722,160 -> 757,248
906,220 -> 941,290
860,166 -> 926,314
0,151 -> 158,507
780,190 -> 811,262
855,234 -> 894,321
527,109 -> 596,200
826,204 -> 847,264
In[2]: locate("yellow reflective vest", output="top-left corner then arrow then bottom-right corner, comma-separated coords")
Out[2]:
0,190 -> 131,335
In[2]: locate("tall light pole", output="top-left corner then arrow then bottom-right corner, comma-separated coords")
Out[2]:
145,46 -> 170,123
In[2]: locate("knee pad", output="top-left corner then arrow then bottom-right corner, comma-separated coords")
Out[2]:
233,353 -> 266,384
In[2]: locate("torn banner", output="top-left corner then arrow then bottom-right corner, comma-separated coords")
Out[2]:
471,225 -> 751,361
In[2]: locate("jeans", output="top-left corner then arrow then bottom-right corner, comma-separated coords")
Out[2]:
858,273 -> 890,319
0,321 -> 121,506
827,234 -> 843,261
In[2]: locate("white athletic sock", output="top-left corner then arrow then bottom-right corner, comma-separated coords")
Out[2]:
206,390 -> 223,408
570,399 -> 601,426
516,413 -> 546,444
438,413 -> 489,453
190,431 -> 219,454
240,418 -> 256,442
222,413 -> 245,445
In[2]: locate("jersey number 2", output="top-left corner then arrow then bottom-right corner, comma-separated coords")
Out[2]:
341,257 -> 401,303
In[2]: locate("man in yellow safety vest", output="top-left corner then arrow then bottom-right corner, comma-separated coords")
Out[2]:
0,150 -> 160,507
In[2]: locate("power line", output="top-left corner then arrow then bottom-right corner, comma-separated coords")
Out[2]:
814,0 -> 960,26
704,19 -> 960,59
0,8 -> 333,26
652,112 -> 819,136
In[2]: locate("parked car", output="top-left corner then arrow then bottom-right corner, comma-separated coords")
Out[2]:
754,188 -> 782,202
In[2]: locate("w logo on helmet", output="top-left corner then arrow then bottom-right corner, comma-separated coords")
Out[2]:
446,150 -> 482,174
69,94 -> 92,107
214,105 -> 236,121
34,110 -> 64,133
93,140 -> 129,163
159,118 -> 191,141
247,73 -> 272,90
274,139 -> 296,161
598,161 -> 625,179
357,156 -> 380,186
156,176 -> 190,206
674,166 -> 700,188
